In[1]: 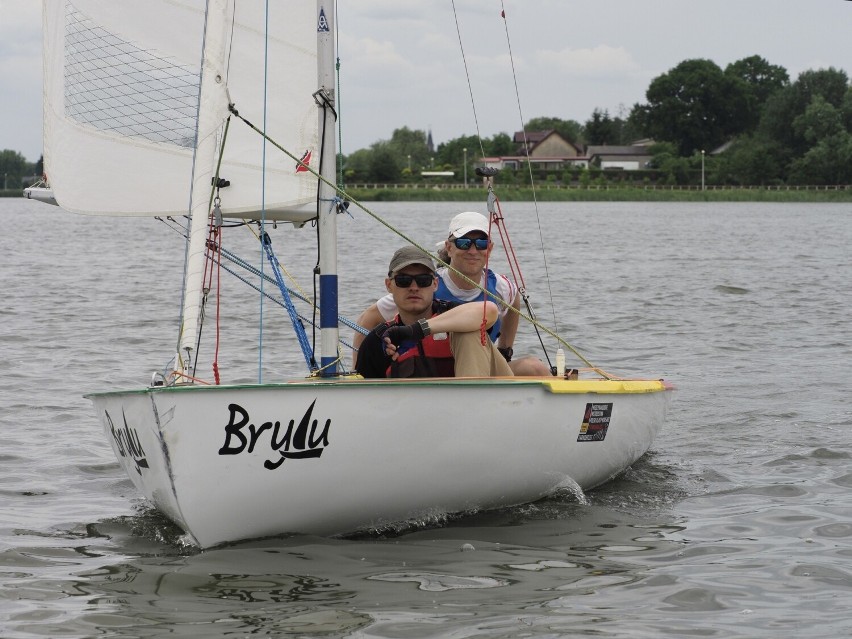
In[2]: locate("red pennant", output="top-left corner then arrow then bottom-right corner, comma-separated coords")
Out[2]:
296,150 -> 312,173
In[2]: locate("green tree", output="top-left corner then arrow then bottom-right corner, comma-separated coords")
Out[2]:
621,103 -> 648,143
342,148 -> 372,182
793,94 -> 844,143
641,59 -> 749,155
842,89 -> 852,132
787,95 -> 852,184
368,144 -> 400,182
789,132 -> 852,184
0,149 -> 30,188
435,134 -> 481,169
647,142 -> 691,184
724,55 -> 789,131
715,135 -> 785,185
386,127 -> 431,171
486,132 -> 514,156
583,108 -> 617,145
759,67 -> 850,156
523,116 -> 582,145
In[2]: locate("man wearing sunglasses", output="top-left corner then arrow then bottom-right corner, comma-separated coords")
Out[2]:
356,246 -> 513,378
355,212 -> 550,376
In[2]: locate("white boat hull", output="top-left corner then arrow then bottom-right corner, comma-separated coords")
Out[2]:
87,377 -> 673,548
23,186 -> 57,206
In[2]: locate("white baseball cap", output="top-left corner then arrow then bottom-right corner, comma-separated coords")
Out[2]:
447,211 -> 489,238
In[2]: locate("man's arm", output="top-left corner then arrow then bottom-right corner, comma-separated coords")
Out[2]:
352,303 -> 385,367
496,292 -> 521,350
355,329 -> 391,378
384,301 -> 500,349
427,300 -> 498,334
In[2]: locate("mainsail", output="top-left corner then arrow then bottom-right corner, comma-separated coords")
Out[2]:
43,0 -> 319,221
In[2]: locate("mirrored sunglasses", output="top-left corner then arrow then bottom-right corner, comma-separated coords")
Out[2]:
452,237 -> 489,251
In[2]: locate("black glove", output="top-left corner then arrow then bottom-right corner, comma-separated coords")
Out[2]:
498,346 -> 513,362
381,319 -> 428,347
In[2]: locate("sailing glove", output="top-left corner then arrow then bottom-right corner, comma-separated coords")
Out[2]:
381,319 -> 431,346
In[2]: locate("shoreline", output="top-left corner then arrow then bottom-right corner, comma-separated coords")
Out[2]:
340,186 -> 852,203
7,186 -> 852,203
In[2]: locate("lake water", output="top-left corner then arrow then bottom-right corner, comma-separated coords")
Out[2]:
1,197 -> 850,638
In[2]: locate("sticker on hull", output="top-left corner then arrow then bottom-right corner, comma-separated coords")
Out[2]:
577,402 -> 613,442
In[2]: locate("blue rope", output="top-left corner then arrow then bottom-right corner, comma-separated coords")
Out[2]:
261,232 -> 316,371
219,245 -> 367,335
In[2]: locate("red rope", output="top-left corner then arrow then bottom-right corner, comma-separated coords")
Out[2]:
480,198 -> 529,346
480,217 -> 495,346
213,226 -> 222,385
202,216 -> 223,385
489,195 -> 527,292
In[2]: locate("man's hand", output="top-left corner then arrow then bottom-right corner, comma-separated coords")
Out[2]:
380,320 -> 427,347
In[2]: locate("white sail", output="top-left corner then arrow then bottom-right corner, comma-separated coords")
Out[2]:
43,0 -> 319,222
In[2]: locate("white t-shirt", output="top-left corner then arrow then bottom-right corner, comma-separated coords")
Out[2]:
377,266 -> 517,321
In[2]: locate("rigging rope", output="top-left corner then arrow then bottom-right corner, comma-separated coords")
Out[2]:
497,3 -> 561,341
187,115 -> 232,382
226,107 -> 608,377
485,182 -> 552,369
450,2 -> 558,366
261,231 -> 317,371
157,214 -> 361,354
451,0 -> 486,159
335,0 -> 344,188
202,197 -> 223,385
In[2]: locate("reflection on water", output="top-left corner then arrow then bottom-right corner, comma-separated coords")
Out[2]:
50,495 -> 688,637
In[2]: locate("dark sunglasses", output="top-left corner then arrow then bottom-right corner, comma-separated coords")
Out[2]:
392,273 -> 435,288
452,237 -> 489,251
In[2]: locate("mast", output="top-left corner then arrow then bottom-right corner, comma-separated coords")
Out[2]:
177,0 -> 230,381
316,1 -> 339,376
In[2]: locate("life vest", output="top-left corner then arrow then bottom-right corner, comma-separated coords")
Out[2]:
384,315 -> 454,378
435,269 -> 502,340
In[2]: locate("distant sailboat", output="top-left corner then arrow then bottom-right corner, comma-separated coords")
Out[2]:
23,176 -> 56,205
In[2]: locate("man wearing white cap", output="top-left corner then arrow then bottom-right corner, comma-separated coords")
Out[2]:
354,212 -> 550,376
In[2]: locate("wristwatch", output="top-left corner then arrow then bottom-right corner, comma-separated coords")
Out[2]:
417,318 -> 431,337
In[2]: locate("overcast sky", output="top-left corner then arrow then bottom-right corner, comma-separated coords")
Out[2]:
3,1 -> 852,162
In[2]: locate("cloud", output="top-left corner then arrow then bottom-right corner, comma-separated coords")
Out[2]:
534,45 -> 640,77
342,36 -> 411,72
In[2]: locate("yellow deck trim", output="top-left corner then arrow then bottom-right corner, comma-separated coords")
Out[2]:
539,378 -> 672,394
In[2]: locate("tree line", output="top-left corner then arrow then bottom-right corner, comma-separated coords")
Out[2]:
4,55 -> 850,189
341,55 -> 852,187
0,151 -> 42,191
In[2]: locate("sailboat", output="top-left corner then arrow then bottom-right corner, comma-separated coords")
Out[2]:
23,176 -> 56,205
41,1 -> 673,548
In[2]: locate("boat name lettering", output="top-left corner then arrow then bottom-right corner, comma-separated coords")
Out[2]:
218,400 -> 331,469
577,402 -> 613,442
104,409 -> 149,474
